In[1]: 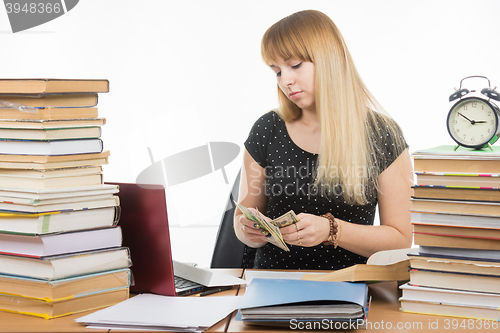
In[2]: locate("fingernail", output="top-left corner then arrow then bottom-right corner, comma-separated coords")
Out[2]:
253,223 -> 258,228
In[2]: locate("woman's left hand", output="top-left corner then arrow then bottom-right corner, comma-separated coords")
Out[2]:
280,213 -> 331,247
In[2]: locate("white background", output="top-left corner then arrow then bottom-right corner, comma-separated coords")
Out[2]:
1,0 -> 500,266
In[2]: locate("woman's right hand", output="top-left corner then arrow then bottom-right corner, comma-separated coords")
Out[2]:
236,208 -> 270,246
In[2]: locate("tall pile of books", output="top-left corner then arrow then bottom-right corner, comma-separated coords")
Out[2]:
0,79 -> 131,319
400,145 -> 500,320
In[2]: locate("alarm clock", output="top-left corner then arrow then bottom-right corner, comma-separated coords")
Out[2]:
446,76 -> 500,150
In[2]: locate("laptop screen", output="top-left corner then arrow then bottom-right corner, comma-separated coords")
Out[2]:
106,182 -> 177,296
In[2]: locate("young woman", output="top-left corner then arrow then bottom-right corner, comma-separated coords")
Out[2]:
234,10 -> 413,270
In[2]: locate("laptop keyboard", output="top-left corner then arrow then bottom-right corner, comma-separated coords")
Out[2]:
174,275 -> 201,289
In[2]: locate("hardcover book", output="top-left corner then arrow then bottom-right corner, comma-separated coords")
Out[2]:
0,79 -> 109,94
0,247 -> 131,280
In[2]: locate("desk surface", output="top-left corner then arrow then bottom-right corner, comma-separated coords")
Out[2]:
0,271 -> 496,333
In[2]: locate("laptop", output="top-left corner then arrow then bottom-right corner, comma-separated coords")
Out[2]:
105,182 -> 207,296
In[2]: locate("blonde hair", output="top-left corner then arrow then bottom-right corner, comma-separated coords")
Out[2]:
261,10 -> 406,205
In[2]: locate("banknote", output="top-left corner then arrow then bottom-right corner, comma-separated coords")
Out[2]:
271,210 -> 299,228
235,202 -> 299,252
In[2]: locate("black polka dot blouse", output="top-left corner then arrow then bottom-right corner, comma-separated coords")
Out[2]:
243,111 -> 408,270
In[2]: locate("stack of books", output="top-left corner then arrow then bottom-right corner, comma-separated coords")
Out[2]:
0,79 -> 131,319
400,145 -> 500,320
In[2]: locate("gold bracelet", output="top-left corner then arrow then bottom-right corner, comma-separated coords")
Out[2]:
321,212 -> 338,248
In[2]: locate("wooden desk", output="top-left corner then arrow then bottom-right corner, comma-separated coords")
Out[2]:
1,271 -> 496,333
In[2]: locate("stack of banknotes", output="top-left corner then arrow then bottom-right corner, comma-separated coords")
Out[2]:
236,202 -> 298,251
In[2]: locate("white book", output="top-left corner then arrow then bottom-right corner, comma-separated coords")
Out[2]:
0,247 -> 130,280
0,166 -> 102,178
0,184 -> 119,200
0,174 -> 103,188
0,226 -> 122,257
0,127 -> 101,141
0,195 -> 119,213
0,207 -> 118,235
400,298 -> 500,321
411,211 -> 500,228
0,138 -> 103,155
0,193 -> 116,206
400,283 -> 500,308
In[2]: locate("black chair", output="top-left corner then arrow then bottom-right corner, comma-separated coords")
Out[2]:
210,170 -> 256,268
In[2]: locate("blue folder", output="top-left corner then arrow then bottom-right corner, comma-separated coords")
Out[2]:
236,278 -> 368,326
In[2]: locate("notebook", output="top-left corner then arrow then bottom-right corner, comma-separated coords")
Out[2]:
105,182 -> 206,296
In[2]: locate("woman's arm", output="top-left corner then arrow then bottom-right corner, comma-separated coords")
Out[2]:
280,149 -> 414,257
233,150 -> 270,248
336,148 -> 413,256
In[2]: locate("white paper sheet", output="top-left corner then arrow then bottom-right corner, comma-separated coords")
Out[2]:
173,260 -> 247,287
76,293 -> 241,331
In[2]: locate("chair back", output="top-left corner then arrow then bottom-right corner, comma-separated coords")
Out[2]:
210,170 -> 249,268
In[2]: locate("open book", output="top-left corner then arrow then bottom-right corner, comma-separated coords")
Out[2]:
301,248 -> 415,282
236,203 -> 298,251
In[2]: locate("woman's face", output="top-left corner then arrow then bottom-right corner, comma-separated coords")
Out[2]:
270,54 -> 316,113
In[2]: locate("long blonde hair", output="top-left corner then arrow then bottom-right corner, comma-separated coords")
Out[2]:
261,10 -> 405,205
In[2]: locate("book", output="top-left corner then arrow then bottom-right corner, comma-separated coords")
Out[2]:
0,138 -> 103,155
0,287 -> 128,319
400,282 -> 500,308
0,79 -> 109,94
415,172 -> 500,187
0,226 -> 122,257
301,248 -> 413,282
408,252 -> 500,276
0,94 -> 98,107
400,298 -> 500,321
412,211 -> 500,228
0,206 -> 119,235
0,268 -> 130,302
0,150 -> 110,165
0,247 -> 131,280
0,126 -> 101,140
0,118 -> 106,129
413,232 -> 500,250
413,223 -> 500,240
0,173 -> 103,189
237,279 -> 368,327
409,267 -> 500,294
0,107 -> 98,121
411,198 -> 500,216
412,185 -> 500,202
0,165 -> 102,177
418,246 -> 500,261
0,195 -> 119,213
412,145 -> 500,158
413,157 -> 500,174
0,184 -> 119,200
0,157 -> 108,170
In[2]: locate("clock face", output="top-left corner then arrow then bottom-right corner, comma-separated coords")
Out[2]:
447,97 -> 499,147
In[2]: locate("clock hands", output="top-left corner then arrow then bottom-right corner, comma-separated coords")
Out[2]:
457,112 -> 473,123
457,112 -> 487,124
